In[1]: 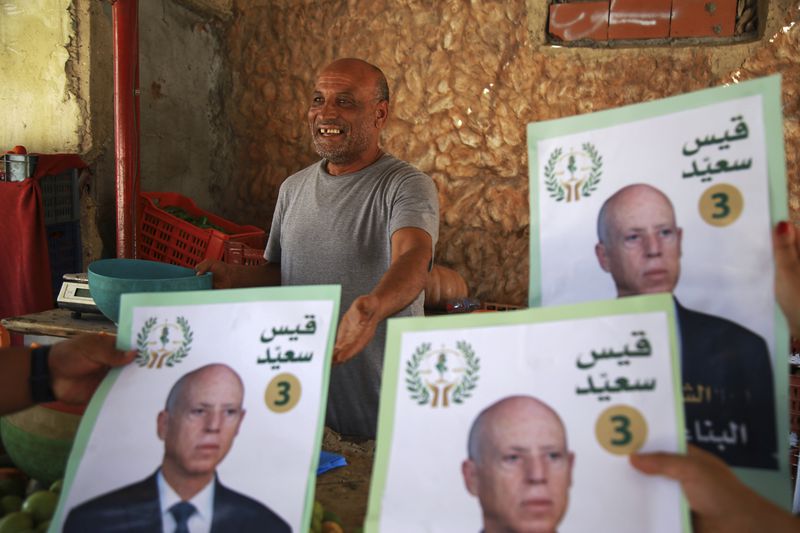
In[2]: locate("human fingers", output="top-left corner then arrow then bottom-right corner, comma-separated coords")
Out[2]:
773,221 -> 798,268
773,221 -> 800,336
195,260 -> 229,289
629,451 -> 690,479
332,314 -> 359,364
51,334 -> 135,372
332,344 -> 353,364
85,334 -> 136,366
194,259 -> 213,275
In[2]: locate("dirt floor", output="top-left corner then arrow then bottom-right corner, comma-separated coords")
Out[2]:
315,428 -> 376,531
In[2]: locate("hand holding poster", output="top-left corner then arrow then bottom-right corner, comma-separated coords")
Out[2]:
50,285 -> 340,532
365,295 -> 689,533
528,75 -> 789,506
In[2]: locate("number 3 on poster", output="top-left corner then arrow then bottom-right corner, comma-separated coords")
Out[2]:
595,405 -> 648,455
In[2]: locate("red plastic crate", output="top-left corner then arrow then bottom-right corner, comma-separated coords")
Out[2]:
477,302 -> 525,312
222,241 -> 267,267
138,192 -> 265,268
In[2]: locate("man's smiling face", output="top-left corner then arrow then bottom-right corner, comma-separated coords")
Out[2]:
307,59 -> 387,173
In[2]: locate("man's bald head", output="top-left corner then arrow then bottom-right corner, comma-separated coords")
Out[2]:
597,184 -> 676,244
318,58 -> 389,103
462,395 -> 574,533
467,396 -> 569,463
158,363 -> 246,496
595,183 -> 683,297
164,363 -> 244,413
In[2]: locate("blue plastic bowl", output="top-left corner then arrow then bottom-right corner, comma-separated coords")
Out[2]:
88,259 -> 212,323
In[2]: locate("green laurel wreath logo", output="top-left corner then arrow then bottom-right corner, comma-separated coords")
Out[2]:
405,341 -> 480,406
543,143 -> 603,202
452,340 -> 480,404
580,142 -> 602,197
135,316 -> 193,368
135,317 -> 158,367
164,316 -> 193,367
405,342 -> 431,405
544,147 -> 565,202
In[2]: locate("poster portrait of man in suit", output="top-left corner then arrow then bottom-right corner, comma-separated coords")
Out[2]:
64,363 -> 291,532
594,183 -> 777,469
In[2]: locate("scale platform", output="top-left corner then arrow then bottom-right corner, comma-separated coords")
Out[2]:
56,273 -> 101,318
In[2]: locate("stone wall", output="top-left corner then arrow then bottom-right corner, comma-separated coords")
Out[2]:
138,0 -> 231,213
225,0 -> 800,305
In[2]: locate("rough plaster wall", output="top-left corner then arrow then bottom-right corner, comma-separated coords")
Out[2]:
0,0 -> 83,152
138,0 -> 231,213
0,0 -> 107,266
0,1 -> 230,260
226,0 -> 799,306
81,0 -> 230,260
82,0 -> 116,264
174,0 -> 232,19
731,4 -> 800,214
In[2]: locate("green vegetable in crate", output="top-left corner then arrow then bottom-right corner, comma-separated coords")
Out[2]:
162,206 -> 228,234
0,511 -> 33,533
322,509 -> 342,525
310,500 -> 324,533
48,480 -> 62,494
21,490 -> 57,525
310,500 -> 346,533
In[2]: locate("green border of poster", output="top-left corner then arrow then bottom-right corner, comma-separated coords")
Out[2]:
527,75 -> 790,508
364,294 -> 689,532
51,284 -> 341,532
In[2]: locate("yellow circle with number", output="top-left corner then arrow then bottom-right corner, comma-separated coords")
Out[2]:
698,184 -> 744,227
264,373 -> 301,413
594,405 -> 648,455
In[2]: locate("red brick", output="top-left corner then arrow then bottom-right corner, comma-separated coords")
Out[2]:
608,0 -> 672,40
549,2 -> 610,42
670,0 -> 736,37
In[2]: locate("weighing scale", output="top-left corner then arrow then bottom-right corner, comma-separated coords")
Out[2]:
56,273 -> 101,318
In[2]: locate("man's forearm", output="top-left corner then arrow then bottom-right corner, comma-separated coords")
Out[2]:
370,247 -> 430,320
0,347 -> 34,415
332,228 -> 433,363
231,262 -> 281,288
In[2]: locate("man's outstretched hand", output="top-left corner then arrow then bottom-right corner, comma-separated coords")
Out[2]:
333,295 -> 381,364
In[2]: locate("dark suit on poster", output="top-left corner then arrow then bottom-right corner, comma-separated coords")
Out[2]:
63,472 -> 291,533
677,300 -> 778,469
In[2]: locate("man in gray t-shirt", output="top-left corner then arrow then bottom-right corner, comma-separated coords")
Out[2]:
197,58 -> 439,438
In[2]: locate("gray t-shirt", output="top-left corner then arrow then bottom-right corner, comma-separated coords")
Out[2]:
265,153 -> 439,437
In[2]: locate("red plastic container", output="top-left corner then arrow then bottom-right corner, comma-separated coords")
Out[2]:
138,192 -> 265,268
222,241 -> 267,267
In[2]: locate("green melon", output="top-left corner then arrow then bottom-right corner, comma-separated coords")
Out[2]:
0,406 -> 81,485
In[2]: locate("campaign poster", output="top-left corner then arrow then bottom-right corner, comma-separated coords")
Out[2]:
528,75 -> 789,506
51,285 -> 340,532
365,295 -> 688,533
